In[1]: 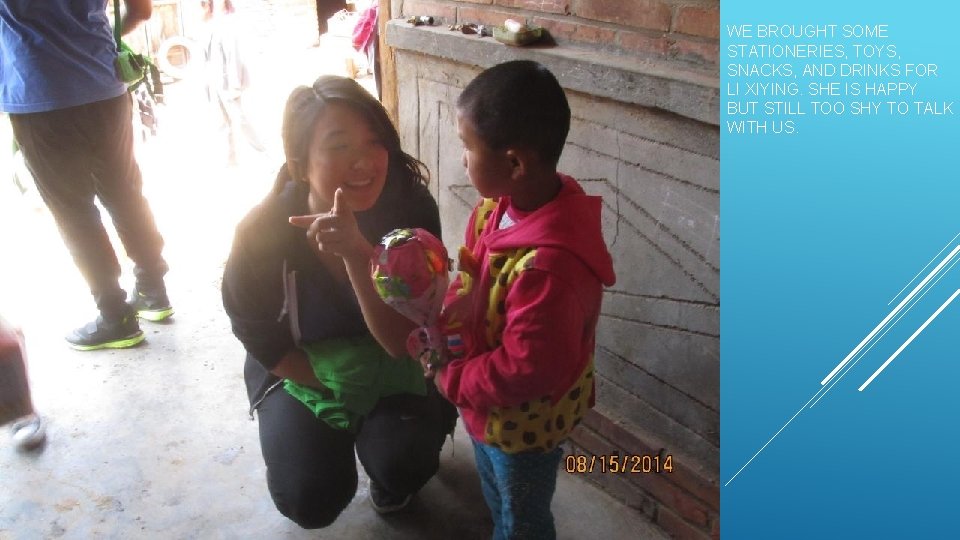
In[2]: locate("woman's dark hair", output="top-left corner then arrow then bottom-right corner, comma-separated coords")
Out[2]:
457,60 -> 570,168
275,75 -> 429,194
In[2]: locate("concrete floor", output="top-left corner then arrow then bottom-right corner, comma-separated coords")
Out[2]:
0,43 -> 668,540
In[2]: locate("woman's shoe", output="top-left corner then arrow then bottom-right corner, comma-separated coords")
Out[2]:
368,481 -> 413,514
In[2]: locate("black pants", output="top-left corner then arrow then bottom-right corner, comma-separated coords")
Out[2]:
10,94 -> 167,320
256,385 -> 456,529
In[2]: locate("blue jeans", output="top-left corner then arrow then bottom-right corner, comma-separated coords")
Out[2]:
472,440 -> 563,540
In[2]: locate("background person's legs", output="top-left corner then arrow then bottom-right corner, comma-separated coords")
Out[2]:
84,95 -> 170,303
9,105 -> 131,325
217,93 -> 265,165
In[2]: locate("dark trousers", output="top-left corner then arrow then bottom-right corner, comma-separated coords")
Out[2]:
256,385 -> 456,529
10,94 -> 167,320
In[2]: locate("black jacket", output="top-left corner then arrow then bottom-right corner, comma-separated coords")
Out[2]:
222,171 -> 442,411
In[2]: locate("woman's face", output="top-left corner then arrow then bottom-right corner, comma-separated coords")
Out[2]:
304,103 -> 389,214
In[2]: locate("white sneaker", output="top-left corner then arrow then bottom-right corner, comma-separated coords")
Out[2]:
11,414 -> 46,452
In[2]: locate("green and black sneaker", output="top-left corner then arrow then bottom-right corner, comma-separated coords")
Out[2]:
66,314 -> 144,351
128,288 -> 174,322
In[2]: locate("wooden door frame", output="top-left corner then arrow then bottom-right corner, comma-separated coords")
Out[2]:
377,0 -> 399,124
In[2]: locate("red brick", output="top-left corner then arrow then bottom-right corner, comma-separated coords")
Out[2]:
579,411 -> 720,511
401,0 -> 458,22
567,424 -> 622,462
615,29 -> 669,57
458,6 -> 518,26
673,5 -> 719,39
583,410 -> 660,454
569,425 -> 713,528
573,23 -> 616,44
563,442 -> 657,516
573,0 -> 671,32
638,467 -> 711,527
668,36 -> 720,65
531,16 -> 615,46
710,515 -> 720,540
495,0 -> 570,15
657,506 -> 712,540
531,16 -> 576,40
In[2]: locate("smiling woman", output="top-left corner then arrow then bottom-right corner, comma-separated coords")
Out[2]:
221,75 -> 457,528
302,103 -> 388,214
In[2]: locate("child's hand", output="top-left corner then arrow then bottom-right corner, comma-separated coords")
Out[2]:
422,342 -> 452,380
421,360 -> 437,380
418,349 -> 440,379
289,188 -> 371,263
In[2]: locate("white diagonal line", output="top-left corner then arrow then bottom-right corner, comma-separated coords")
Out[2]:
821,244 -> 960,386
730,241 -> 960,486
724,389 -> 824,487
859,288 -> 960,391
888,231 -> 960,305
812,290 -> 920,408
811,254 -> 960,408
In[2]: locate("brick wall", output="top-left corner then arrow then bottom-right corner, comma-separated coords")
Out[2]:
388,1 -> 720,538
398,0 -> 719,65
388,11 -> 719,536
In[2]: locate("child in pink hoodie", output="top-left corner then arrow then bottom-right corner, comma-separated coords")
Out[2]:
432,60 -> 616,540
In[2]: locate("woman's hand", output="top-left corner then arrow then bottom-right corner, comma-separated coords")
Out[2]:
270,348 -> 322,388
289,187 -> 416,358
289,188 -> 372,264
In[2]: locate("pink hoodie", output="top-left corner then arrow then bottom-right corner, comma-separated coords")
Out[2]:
439,174 -> 616,453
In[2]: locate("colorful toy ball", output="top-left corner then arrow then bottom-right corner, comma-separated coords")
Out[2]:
371,228 -> 450,364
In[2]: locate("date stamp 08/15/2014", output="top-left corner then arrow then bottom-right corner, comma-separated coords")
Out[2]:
564,453 -> 674,474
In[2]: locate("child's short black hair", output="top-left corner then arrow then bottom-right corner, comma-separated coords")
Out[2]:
457,60 -> 570,168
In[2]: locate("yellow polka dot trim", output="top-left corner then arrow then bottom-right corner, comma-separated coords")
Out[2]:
484,360 -> 594,453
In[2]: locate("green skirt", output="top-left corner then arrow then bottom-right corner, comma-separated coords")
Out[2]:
284,334 -> 426,432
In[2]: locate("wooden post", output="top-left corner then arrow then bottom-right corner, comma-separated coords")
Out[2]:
378,0 -> 398,125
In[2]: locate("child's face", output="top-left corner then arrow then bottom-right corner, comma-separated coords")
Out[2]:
304,103 -> 389,214
457,111 -> 513,198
